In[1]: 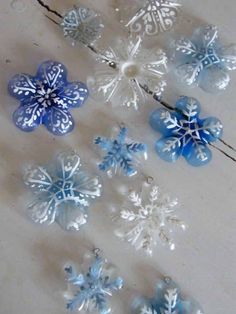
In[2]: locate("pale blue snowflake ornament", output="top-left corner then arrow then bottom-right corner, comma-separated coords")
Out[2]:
24,152 -> 102,231
133,277 -> 204,314
174,25 -> 236,93
64,254 -> 123,313
149,96 -> 223,166
8,60 -> 89,135
94,126 -> 147,177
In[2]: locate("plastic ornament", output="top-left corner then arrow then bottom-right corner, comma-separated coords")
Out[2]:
24,152 -> 102,231
174,24 -> 236,93
61,5 -> 104,47
150,96 -> 223,166
87,36 -> 167,110
8,60 -> 89,136
133,277 -> 204,314
64,251 -> 123,313
126,0 -> 181,36
94,126 -> 147,177
114,182 -> 185,255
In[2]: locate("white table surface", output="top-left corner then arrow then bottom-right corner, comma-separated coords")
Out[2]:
0,0 -> 235,313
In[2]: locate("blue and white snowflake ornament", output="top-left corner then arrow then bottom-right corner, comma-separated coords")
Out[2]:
64,253 -> 123,313
174,25 -> 236,93
133,277 -> 204,314
24,152 -> 102,231
94,126 -> 147,177
149,96 -> 223,166
8,60 -> 89,135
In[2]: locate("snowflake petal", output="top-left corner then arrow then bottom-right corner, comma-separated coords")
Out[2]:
150,108 -> 180,136
175,96 -> 200,120
8,73 -> 37,102
36,60 -> 67,88
28,195 -> 57,225
43,107 -> 74,136
155,137 -> 182,163
201,117 -> 223,142
58,81 -> 89,108
183,142 -> 212,167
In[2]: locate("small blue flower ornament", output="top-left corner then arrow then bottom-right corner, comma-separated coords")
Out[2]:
133,277 -> 204,314
64,253 -> 123,313
149,96 -> 223,166
24,152 -> 102,231
174,25 -> 236,93
8,60 -> 89,135
95,126 -> 147,177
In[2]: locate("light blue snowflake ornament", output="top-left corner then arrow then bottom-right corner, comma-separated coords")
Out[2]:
94,126 -> 147,177
64,254 -> 123,313
174,25 -> 236,93
149,96 -> 223,166
24,152 -> 102,231
133,277 -> 204,314
8,60 -> 89,135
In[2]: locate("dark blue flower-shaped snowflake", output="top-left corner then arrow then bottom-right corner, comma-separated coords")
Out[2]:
133,277 -> 204,314
94,127 -> 147,177
174,24 -> 236,93
8,60 -> 89,135
24,152 -> 102,231
65,255 -> 123,313
149,96 -> 223,166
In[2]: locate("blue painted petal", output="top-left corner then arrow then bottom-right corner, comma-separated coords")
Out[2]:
28,195 -> 57,224
175,96 -> 201,120
56,152 -> 81,180
8,73 -> 37,101
36,60 -> 67,89
150,108 -> 180,136
200,117 -> 223,142
43,107 -> 74,136
199,66 -> 230,93
155,137 -> 183,163
57,81 -> 89,108
219,44 -> 236,70
13,101 -> 44,132
183,142 -> 212,166
90,257 -> 103,280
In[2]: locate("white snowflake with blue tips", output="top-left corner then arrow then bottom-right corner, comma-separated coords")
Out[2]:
134,278 -> 204,314
24,152 -> 102,231
95,127 -> 147,177
64,255 -> 123,313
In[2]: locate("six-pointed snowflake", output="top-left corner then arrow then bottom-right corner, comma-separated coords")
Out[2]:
115,184 -> 185,255
150,96 -> 223,166
174,24 -> 236,93
87,36 -> 167,109
95,126 -> 147,177
61,5 -> 104,46
64,255 -> 123,313
8,60 -> 89,135
126,0 -> 181,36
135,277 -> 204,314
24,152 -> 102,231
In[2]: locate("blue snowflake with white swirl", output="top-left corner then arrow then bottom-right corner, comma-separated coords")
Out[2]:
133,277 -> 204,314
64,255 -> 123,313
95,126 -> 147,177
150,96 -> 223,166
8,60 -> 89,135
24,152 -> 102,231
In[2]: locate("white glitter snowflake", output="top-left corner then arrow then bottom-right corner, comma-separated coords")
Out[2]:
115,185 -> 185,255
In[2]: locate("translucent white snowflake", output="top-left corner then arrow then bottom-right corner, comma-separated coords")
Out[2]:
87,36 -> 167,110
115,185 -> 185,255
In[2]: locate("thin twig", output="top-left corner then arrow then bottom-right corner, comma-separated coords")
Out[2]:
209,143 -> 236,163
36,0 -> 63,19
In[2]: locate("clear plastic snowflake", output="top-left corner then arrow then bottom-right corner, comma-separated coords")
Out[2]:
94,126 -> 147,177
134,277 -> 204,314
87,36 -> 167,110
126,0 -> 181,36
149,96 -> 223,166
64,254 -> 123,313
174,24 -> 236,93
114,184 -> 185,255
24,152 -> 102,231
61,5 -> 104,46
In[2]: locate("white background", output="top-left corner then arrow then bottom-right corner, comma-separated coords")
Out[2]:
0,0 -> 235,313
